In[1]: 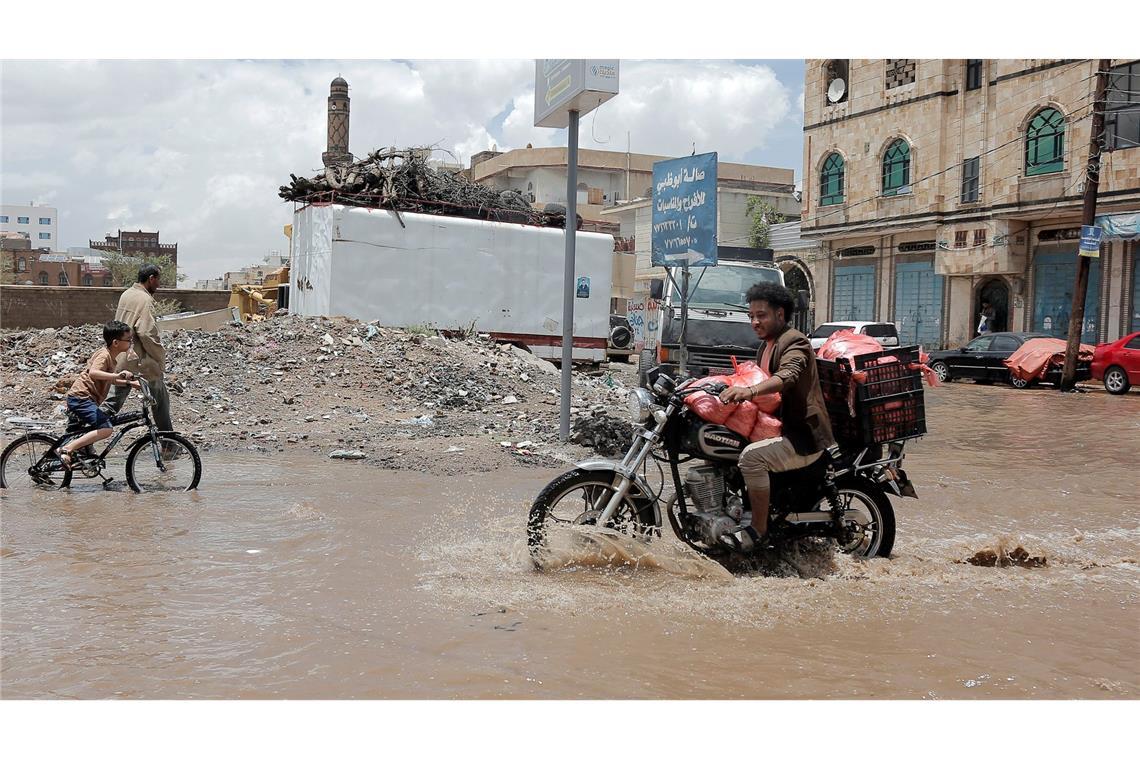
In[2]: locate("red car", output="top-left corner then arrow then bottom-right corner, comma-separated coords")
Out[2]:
1092,331 -> 1140,394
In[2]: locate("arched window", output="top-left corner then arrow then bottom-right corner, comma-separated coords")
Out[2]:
882,139 -> 911,196
17,257 -> 26,272
83,274 -> 93,286
820,153 -> 845,206
39,271 -> 49,285
103,276 -> 113,286
58,271 -> 67,285
1025,107 -> 1065,176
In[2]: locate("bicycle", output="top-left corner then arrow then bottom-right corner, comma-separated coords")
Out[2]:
1,381 -> 202,492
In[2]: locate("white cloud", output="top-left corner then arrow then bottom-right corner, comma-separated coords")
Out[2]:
2,59 -> 800,282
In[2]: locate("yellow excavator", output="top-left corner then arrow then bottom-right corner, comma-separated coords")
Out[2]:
229,265 -> 289,322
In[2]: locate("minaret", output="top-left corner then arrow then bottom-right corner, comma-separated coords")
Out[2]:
322,76 -> 353,168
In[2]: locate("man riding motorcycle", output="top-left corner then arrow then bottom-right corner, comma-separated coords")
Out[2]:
716,282 -> 836,552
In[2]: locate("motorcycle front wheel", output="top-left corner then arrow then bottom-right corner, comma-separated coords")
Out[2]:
527,468 -> 657,566
831,481 -> 895,558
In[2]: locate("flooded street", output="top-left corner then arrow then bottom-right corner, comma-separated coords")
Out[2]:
2,383 -> 1137,699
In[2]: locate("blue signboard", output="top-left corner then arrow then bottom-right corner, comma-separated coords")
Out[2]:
651,152 -> 718,267
1078,224 -> 1102,257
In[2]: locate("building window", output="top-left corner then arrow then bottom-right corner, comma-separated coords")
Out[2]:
0,215 -> 8,223
39,232 -> 51,240
103,276 -> 113,286
973,229 -> 987,247
39,271 -> 48,285
1025,107 -> 1065,175
38,217 -> 51,225
961,156 -> 980,202
17,216 -> 29,224
885,59 -> 916,89
882,139 -> 911,196
58,272 -> 67,285
966,60 -> 983,91
820,153 -> 845,206
83,274 -> 93,286
1106,60 -> 1140,151
17,257 -> 27,272
954,231 -> 967,248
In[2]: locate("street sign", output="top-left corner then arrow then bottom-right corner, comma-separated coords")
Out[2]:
1078,224 -> 1103,257
534,60 -> 619,128
651,152 -> 718,267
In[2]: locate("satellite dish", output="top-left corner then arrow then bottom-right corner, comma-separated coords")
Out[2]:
827,78 -> 847,103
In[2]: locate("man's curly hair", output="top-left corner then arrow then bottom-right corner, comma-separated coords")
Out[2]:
745,281 -> 796,321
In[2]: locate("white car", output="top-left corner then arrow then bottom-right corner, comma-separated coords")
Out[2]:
809,321 -> 900,351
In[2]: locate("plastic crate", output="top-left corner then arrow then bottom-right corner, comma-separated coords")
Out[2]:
818,346 -> 926,446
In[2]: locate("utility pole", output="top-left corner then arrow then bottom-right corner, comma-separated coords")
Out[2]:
1060,59 -> 1111,392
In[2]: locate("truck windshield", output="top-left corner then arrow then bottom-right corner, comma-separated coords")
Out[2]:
683,265 -> 782,309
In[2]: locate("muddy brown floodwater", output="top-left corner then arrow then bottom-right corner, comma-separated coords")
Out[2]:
2,382 -> 1137,699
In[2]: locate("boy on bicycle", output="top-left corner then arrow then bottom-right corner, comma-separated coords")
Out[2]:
57,320 -> 141,470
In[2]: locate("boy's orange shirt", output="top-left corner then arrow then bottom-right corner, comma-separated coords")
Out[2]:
68,347 -> 116,404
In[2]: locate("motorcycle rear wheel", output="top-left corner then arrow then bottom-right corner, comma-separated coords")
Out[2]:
528,468 -> 657,566
831,482 -> 895,558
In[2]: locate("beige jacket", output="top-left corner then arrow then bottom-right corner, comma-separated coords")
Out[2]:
115,283 -> 166,380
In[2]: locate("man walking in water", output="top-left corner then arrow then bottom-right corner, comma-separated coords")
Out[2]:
105,264 -> 174,434
717,282 -> 836,552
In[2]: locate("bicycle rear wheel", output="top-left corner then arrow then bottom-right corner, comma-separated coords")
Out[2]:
1,433 -> 72,490
124,432 -> 202,492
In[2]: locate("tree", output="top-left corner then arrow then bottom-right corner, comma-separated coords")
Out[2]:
745,197 -> 786,250
104,252 -> 183,288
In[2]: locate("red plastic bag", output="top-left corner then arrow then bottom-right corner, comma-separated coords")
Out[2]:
817,330 -> 888,363
683,359 -> 783,441
750,411 -> 782,441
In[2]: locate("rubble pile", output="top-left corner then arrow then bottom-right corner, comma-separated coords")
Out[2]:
278,148 -> 567,227
569,410 -> 638,458
1,316 -> 638,471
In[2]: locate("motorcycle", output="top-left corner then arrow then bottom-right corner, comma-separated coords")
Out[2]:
528,373 -> 919,567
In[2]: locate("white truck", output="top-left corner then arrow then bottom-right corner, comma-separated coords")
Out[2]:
289,204 -> 614,362
634,249 -> 787,385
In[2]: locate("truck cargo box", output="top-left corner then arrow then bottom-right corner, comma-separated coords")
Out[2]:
290,204 -> 613,362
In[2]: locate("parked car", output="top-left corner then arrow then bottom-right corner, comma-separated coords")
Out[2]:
1091,331 -> 1140,394
927,331 -> 1091,388
809,321 -> 900,350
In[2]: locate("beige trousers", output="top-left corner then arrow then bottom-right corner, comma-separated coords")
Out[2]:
737,436 -> 822,493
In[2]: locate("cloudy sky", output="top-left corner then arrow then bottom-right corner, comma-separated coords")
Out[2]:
1,59 -> 805,282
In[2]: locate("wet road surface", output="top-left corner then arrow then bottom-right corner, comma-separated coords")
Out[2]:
2,382 -> 1137,698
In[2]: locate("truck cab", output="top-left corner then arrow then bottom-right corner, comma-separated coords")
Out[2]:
638,251 -> 786,385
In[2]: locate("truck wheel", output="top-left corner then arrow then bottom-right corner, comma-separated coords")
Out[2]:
637,350 -> 657,388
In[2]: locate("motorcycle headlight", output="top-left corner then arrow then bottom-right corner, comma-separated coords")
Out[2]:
627,388 -> 653,423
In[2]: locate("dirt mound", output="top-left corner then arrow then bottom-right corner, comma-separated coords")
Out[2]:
1,316 -> 637,473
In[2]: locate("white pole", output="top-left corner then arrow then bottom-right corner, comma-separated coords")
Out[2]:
560,110 -> 580,441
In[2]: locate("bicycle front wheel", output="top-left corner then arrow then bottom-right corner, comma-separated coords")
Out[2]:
1,433 -> 72,490
124,432 -> 202,492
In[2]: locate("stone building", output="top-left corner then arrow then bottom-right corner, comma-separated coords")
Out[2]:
800,59 -> 1140,349
473,147 -> 799,240
90,229 -> 179,271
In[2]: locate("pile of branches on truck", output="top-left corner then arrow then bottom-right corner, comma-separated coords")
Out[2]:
279,148 -> 578,228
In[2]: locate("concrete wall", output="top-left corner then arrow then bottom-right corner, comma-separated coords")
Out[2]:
0,286 -> 231,330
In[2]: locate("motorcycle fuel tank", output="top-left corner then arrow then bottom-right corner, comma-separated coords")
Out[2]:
684,423 -> 748,461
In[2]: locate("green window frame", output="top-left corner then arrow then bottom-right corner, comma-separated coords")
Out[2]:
1025,107 -> 1065,176
820,153 -> 845,206
881,139 -> 911,196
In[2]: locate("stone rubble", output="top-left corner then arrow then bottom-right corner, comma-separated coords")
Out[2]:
1,315 -> 641,473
